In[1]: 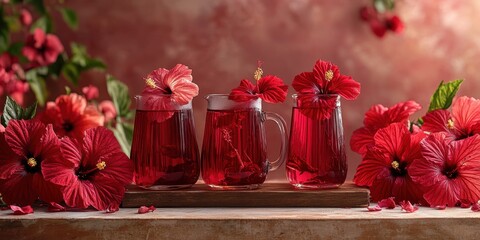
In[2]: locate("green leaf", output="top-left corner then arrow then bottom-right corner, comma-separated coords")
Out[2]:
111,122 -> 133,155
106,75 -> 132,118
58,7 -> 78,30
428,79 -> 463,112
0,8 -> 9,52
374,0 -> 395,13
30,15 -> 53,33
27,0 -> 47,15
48,53 -> 66,78
83,58 -> 106,70
5,16 -> 21,32
1,96 -> 37,127
61,62 -> 80,85
26,70 -> 48,106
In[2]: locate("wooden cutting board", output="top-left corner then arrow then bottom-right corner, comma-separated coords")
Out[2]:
122,182 -> 370,208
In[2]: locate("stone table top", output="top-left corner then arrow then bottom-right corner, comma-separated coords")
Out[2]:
1,207 -> 479,239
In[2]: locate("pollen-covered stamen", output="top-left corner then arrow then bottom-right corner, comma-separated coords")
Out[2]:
27,158 -> 37,167
96,161 -> 106,170
325,70 -> 334,81
391,160 -> 400,170
253,68 -> 263,81
447,119 -> 455,129
145,77 -> 157,89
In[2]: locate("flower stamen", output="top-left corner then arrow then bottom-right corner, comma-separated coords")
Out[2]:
145,77 -> 157,89
447,119 -> 455,129
325,70 -> 334,81
27,158 -> 37,167
391,160 -> 400,170
96,161 -> 106,170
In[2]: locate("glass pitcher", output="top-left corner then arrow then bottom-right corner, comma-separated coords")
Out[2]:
130,94 -> 200,190
287,94 -> 347,189
201,94 -> 288,190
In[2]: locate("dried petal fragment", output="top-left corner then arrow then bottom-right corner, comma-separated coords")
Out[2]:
400,201 -> 419,213
471,203 -> 480,212
47,202 -> 66,212
10,205 -> 34,215
378,197 -> 396,209
367,205 -> 382,211
138,205 -> 156,214
106,203 -> 120,213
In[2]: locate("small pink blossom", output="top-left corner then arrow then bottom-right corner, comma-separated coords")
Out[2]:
99,100 -> 117,123
22,28 -> 64,66
82,85 -> 99,100
20,9 -> 32,26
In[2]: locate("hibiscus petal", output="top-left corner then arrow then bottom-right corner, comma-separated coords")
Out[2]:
452,96 -> 480,135
142,68 -> 170,95
450,134 -> 480,168
292,72 -> 318,94
10,205 -> 34,215
229,79 -> 258,102
0,173 -> 37,206
47,202 -> 66,212
257,75 -> 288,103
138,205 -> 156,214
422,109 -> 452,134
353,148 -> 390,187
369,170 -> 395,202
471,203 -> 480,212
386,101 -> 422,123
4,120 -> 46,157
44,35 -> 64,64
88,176 -> 126,211
312,60 -> 340,90
42,137 -> 80,187
363,104 -> 388,129
32,173 -> 64,203
0,133 -> 22,179
459,199 -> 472,208
170,79 -> 199,105
391,175 -> 426,205
378,197 -> 396,209
164,64 -> 193,85
350,127 -> 375,155
327,75 -> 360,100
296,94 -> 338,120
367,205 -> 382,211
373,122 -> 410,158
82,127 -> 123,167
106,203 -> 120,213
400,200 -> 419,213
422,178 -> 459,207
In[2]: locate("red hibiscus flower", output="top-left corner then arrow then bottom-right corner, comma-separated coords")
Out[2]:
409,133 -> 480,207
142,64 -> 199,106
292,60 -> 360,119
351,101 -> 422,156
385,15 -> 404,33
22,28 -> 64,66
38,93 -> 104,139
353,122 -> 426,204
20,9 -> 32,27
42,127 -> 133,210
229,62 -> 288,103
0,120 -> 63,206
422,96 -> 480,141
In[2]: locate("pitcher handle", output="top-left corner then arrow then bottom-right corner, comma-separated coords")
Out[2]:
265,112 -> 288,171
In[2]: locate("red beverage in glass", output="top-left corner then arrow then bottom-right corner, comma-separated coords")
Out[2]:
131,95 -> 199,190
201,94 -> 288,190
287,94 -> 347,189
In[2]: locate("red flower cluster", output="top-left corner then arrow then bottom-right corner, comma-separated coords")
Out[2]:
0,93 -> 133,211
0,53 -> 28,105
360,6 -> 404,38
291,60 -> 360,119
229,61 -> 288,104
353,96 -> 480,208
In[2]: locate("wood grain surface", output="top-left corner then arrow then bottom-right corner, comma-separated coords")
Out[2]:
122,182 -> 370,208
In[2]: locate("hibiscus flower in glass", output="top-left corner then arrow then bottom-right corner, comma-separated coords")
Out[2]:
130,64 -> 200,190
288,60 -> 360,189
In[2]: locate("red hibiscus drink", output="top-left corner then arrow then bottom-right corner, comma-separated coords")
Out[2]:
201,94 -> 288,190
287,94 -> 347,189
131,95 -> 200,190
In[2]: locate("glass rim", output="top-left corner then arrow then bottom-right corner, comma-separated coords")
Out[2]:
292,93 -> 340,97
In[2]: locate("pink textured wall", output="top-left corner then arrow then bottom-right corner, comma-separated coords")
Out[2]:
55,0 -> 480,181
